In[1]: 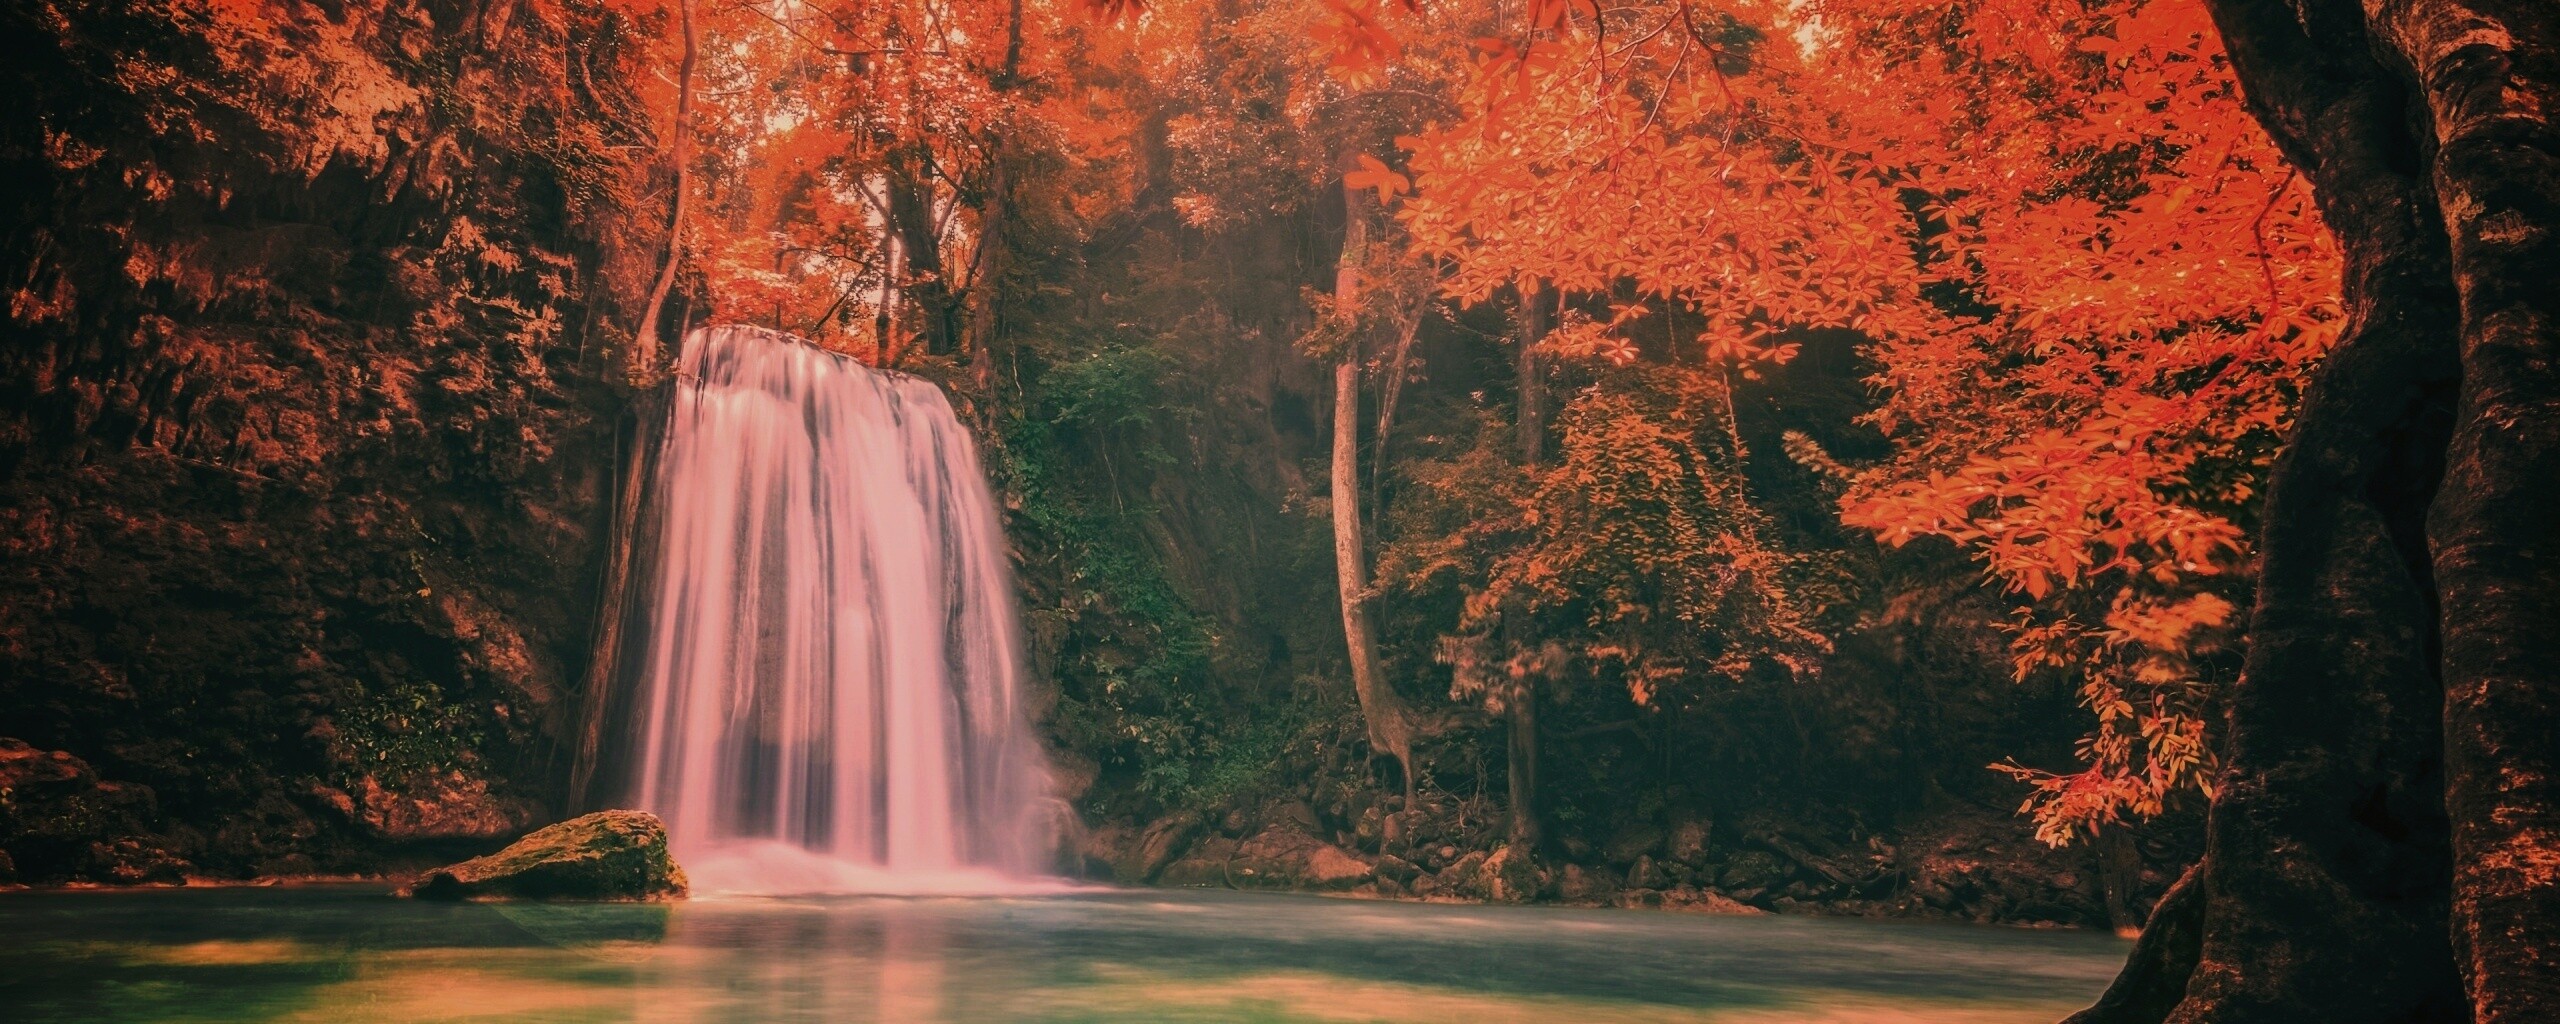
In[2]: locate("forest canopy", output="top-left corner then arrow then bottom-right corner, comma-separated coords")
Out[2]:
595,0 -> 2329,849
7,0 -> 2552,1021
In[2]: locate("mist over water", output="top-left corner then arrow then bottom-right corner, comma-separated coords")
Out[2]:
620,325 -> 1056,894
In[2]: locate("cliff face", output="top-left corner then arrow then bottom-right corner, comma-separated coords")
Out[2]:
0,0 -> 660,883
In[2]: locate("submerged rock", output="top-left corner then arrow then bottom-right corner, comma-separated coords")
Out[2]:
403,811 -> 687,902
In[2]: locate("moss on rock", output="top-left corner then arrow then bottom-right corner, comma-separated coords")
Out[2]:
403,811 -> 686,902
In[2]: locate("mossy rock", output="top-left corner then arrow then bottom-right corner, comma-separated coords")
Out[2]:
403,810 -> 688,902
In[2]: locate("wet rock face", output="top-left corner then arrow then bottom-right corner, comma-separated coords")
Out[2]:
403,810 -> 686,902
0,1 -> 659,883
0,739 -> 184,883
344,773 -> 544,843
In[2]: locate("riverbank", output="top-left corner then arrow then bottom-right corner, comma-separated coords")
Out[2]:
1076,797 -> 2179,933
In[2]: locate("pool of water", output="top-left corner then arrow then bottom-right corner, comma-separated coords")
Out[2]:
0,884 -> 2127,1023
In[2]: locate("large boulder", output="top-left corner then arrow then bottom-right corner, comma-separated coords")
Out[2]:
1229,827 -> 1373,890
403,811 -> 687,902
1666,813 -> 1713,867
1121,813 -> 1203,883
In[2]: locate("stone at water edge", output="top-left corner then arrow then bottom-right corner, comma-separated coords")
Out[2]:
402,810 -> 688,901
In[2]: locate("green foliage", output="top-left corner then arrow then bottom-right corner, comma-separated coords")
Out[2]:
1383,365 -> 1837,713
999,337 -> 1230,812
331,675 -> 489,786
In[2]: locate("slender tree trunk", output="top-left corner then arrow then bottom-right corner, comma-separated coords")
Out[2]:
966,152 -> 1009,409
1505,285 -> 1546,847
1506,675 -> 1539,847
2073,1 -> 2558,1021
875,235 -> 898,363
1331,173 -> 1416,805
630,0 -> 696,378
1516,287 -> 1546,466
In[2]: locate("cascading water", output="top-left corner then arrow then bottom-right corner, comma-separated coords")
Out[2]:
612,325 -> 1055,895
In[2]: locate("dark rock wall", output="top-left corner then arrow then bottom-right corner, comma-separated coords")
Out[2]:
0,0 -> 659,883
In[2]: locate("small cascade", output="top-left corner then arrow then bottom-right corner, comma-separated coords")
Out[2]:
609,325 -> 1055,894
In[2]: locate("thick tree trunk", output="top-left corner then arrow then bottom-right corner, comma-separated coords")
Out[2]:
1330,176 -> 1416,804
629,0 -> 695,378
2072,2 -> 2556,1021
2376,3 -> 2560,1020
2069,866 -> 2211,1023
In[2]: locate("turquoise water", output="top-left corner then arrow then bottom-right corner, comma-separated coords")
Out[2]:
0,885 -> 2127,1023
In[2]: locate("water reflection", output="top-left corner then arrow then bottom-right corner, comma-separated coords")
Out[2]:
0,885 -> 2131,1024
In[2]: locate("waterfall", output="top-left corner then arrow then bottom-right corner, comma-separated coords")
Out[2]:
611,325 -> 1055,895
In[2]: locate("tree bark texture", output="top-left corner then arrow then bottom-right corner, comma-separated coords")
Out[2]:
1516,288 -> 1547,467
2373,2 -> 2560,1019
2072,1 -> 2555,1021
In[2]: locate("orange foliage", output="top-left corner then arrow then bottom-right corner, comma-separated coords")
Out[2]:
663,0 -> 1145,365
1376,0 -> 2336,842
646,0 -> 2340,843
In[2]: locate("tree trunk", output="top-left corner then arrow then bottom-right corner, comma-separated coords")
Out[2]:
966,0 -> 1025,415
1506,286 -> 1546,846
1507,674 -> 1539,847
887,136 -> 962,358
2096,828 -> 2145,939
1330,173 -> 1416,804
2071,1 -> 2556,1021
1516,287 -> 1547,466
629,0 -> 696,379
966,150 -> 1009,411
2378,3 -> 2560,1020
